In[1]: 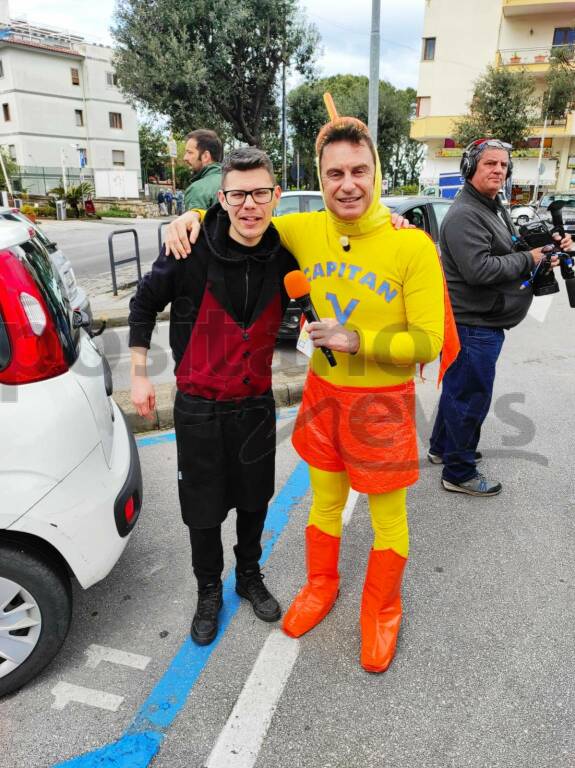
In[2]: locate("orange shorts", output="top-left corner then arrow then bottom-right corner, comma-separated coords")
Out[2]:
292,371 -> 418,494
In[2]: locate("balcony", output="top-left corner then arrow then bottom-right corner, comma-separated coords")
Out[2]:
503,0 -> 575,16
410,112 -> 575,142
498,46 -> 575,72
410,116 -> 458,140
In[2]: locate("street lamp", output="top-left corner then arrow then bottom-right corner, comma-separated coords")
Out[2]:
60,147 -> 68,195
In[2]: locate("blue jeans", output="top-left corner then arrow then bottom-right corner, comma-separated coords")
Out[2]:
429,324 -> 505,483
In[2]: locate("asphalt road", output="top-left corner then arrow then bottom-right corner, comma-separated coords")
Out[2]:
39,218 -> 168,278
2,293 -> 575,768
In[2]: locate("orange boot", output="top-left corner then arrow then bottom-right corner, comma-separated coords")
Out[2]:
360,548 -> 407,673
282,525 -> 340,638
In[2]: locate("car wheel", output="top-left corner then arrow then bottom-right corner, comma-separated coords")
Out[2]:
517,215 -> 529,225
0,543 -> 72,697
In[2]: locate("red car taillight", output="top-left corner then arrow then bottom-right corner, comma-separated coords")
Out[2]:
0,250 -> 68,384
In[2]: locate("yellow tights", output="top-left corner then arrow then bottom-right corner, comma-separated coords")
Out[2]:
307,466 -> 409,558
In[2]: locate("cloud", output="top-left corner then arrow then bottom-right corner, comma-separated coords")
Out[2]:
14,0 -> 115,43
17,0 -> 423,89
299,0 -> 424,88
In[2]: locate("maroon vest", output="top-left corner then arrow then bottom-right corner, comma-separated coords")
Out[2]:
175,256 -> 282,400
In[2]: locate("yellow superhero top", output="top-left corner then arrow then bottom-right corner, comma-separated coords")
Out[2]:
272,143 -> 445,388
192,111 -> 450,389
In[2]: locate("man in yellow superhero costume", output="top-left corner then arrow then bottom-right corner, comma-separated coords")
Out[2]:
164,103 -> 458,673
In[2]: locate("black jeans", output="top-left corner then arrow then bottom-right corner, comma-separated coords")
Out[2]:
189,506 -> 268,588
430,324 -> 505,483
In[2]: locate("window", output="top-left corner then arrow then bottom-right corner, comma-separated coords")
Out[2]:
78,147 -> 87,167
8,144 -> 16,161
527,137 -> 552,149
0,60 -> 4,78
415,96 -> 431,118
403,205 -> 427,231
431,202 -> 451,231
422,37 -> 436,61
109,112 -> 123,129
274,196 -> 300,216
306,196 -> 325,213
71,67 -> 80,85
112,150 -> 125,166
74,109 -> 84,127
19,238 -> 79,364
106,71 -> 118,87
2,103 -> 10,122
553,28 -> 575,47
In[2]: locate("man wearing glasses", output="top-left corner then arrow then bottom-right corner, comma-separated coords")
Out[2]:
428,138 -> 572,496
129,147 -> 297,645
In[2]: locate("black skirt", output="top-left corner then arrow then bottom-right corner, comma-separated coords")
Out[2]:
174,390 -> 276,528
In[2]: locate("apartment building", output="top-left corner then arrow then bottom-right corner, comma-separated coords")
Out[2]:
412,0 -> 575,197
0,2 -> 141,197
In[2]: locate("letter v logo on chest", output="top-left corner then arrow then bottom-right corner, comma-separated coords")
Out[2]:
325,292 -> 359,324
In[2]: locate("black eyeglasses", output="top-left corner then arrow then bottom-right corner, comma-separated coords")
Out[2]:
222,188 -> 275,206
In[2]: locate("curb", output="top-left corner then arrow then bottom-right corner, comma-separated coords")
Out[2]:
114,378 -> 305,435
95,310 -> 170,329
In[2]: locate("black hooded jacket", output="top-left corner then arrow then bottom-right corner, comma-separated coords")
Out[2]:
129,204 -> 297,368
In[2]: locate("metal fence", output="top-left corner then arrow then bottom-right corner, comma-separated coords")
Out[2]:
9,166 -> 95,196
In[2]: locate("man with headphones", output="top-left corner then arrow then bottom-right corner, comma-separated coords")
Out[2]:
428,138 -> 572,496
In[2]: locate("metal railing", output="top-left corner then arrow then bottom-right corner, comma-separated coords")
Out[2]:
108,229 -> 142,296
499,45 -> 574,66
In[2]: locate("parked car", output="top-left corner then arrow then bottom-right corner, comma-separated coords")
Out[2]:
534,192 -> 575,236
274,190 -> 324,217
381,195 -> 453,249
274,192 -> 323,338
510,204 -> 536,227
0,220 -> 142,697
0,207 -> 92,325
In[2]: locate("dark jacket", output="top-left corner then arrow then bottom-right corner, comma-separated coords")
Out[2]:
440,182 -> 534,329
183,163 -> 222,210
129,204 -> 297,398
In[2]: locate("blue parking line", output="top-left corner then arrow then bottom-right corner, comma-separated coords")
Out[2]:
135,406 -> 299,448
53,460 -> 310,768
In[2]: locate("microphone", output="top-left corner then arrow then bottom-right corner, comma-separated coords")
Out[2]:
284,270 -> 337,367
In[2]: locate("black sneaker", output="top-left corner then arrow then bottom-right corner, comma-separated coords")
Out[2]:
442,473 -> 502,497
236,570 -> 281,622
427,450 -> 483,465
191,582 -> 223,645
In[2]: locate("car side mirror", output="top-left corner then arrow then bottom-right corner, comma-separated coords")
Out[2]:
72,309 -> 91,329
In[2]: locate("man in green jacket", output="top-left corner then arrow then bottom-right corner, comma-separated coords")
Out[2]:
183,129 -> 223,210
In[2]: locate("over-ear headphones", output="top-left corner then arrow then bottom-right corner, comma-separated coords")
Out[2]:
460,139 -> 513,180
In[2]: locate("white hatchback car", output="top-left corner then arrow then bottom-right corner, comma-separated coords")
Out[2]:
0,220 -> 142,697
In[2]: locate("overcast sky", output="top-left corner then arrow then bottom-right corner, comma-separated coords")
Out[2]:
15,0 -> 424,90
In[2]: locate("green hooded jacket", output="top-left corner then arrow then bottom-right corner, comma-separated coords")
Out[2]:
184,163 -> 222,210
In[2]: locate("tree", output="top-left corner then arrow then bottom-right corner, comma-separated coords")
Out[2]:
0,148 -> 19,192
112,0 -> 319,146
287,75 -> 416,189
543,45 -> 575,123
453,65 -> 536,146
139,122 -> 169,181
48,182 -> 94,217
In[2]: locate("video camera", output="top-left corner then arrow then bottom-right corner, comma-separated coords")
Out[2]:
516,201 -> 575,308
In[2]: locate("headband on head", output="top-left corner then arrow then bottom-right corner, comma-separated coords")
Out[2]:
460,138 -> 513,180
